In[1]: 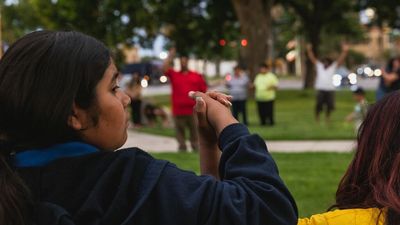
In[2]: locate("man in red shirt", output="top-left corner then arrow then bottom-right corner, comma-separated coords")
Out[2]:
163,48 -> 207,152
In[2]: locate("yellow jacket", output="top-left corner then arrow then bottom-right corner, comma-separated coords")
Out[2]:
298,208 -> 385,225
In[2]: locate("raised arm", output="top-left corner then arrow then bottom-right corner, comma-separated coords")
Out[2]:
162,47 -> 176,73
191,91 -> 235,179
306,44 -> 318,64
336,43 -> 350,66
152,91 -> 298,225
152,118 -> 298,225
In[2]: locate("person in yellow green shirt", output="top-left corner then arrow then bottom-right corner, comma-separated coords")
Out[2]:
253,63 -> 279,126
298,91 -> 400,225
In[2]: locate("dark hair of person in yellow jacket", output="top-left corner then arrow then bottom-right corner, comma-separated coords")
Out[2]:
299,91 -> 400,225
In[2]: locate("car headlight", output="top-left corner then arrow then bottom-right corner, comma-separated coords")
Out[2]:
141,79 -> 148,88
332,74 -> 342,87
159,75 -> 168,83
373,69 -> 382,76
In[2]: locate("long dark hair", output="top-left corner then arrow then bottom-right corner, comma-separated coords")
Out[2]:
334,91 -> 400,224
0,31 -> 110,224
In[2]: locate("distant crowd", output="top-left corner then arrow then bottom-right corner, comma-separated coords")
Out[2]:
123,46 -> 399,142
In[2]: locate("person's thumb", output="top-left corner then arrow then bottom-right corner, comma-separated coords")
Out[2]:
194,96 -> 208,128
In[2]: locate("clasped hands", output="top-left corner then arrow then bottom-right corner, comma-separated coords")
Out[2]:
188,91 -> 238,177
188,91 -> 237,140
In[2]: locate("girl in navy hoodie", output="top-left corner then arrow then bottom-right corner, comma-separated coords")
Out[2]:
0,31 -> 297,225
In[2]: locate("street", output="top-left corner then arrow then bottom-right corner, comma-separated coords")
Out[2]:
142,77 -> 380,96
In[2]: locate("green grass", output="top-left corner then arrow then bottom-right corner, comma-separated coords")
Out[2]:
139,90 -> 375,140
151,152 -> 353,217
273,152 -> 352,217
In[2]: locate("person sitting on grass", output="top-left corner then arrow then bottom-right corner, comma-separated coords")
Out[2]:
0,30 -> 297,225
143,101 -> 171,128
298,91 -> 400,225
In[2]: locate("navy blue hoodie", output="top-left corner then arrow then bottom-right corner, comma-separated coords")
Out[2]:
17,123 -> 297,225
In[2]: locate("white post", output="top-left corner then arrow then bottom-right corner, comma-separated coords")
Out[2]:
295,36 -> 302,77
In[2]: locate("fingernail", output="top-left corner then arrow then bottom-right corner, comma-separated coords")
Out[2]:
188,91 -> 195,98
225,100 -> 232,106
195,97 -> 203,111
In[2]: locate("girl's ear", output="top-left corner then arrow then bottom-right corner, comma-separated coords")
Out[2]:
67,103 -> 89,130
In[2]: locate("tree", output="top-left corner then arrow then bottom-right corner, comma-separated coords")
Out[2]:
146,0 -> 204,55
30,0 -> 156,47
1,0 -> 41,44
281,0 -> 363,88
1,0 -> 158,64
195,0 -> 240,76
231,0 -> 273,78
3,0 -> 241,71
362,0 -> 400,29
145,0 -> 239,76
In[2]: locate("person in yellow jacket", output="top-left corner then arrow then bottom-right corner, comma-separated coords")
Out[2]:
298,91 -> 400,225
298,208 -> 385,225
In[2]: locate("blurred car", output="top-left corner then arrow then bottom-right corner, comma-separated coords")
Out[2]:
332,64 -> 383,89
355,64 -> 382,78
332,66 -> 358,88
120,60 -> 168,88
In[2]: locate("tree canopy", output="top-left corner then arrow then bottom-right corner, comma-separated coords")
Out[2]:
2,0 -> 396,85
280,0 -> 364,88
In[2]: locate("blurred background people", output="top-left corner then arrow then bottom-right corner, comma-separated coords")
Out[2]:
306,43 -> 349,123
143,101 -> 171,128
163,48 -> 207,152
225,65 -> 250,125
254,63 -> 279,126
376,57 -> 400,101
345,87 -> 368,133
125,73 -> 143,128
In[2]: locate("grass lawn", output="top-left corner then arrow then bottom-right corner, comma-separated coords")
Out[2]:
138,89 -> 375,140
151,152 -> 353,217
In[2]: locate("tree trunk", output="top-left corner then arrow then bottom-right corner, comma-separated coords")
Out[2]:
231,0 -> 272,79
302,0 -> 324,89
304,58 -> 315,89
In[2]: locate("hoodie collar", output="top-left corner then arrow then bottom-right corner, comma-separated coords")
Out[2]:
14,142 -> 98,168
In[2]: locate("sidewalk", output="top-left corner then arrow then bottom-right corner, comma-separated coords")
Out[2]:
121,129 -> 356,153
